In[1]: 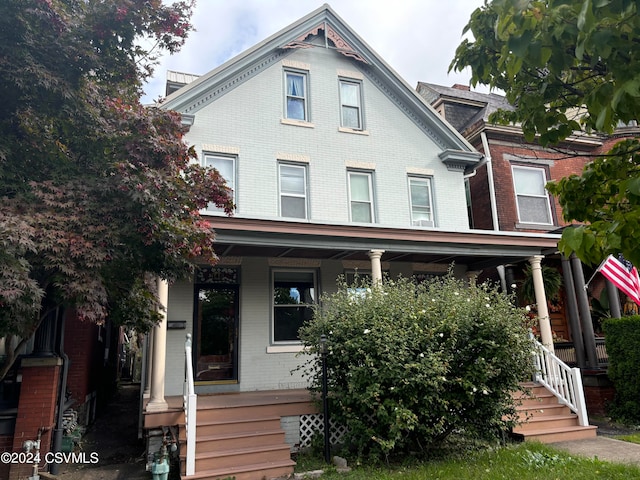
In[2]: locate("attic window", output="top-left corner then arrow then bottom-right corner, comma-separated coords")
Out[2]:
282,22 -> 368,64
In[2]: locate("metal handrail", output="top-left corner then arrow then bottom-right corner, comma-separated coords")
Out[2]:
530,335 -> 588,426
184,334 -> 197,476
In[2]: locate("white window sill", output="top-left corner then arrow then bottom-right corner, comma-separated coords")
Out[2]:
266,344 -> 306,354
515,222 -> 555,231
338,127 -> 369,135
281,118 -> 315,128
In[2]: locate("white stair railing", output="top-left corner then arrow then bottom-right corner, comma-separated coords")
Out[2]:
184,334 -> 197,476
530,334 -> 588,426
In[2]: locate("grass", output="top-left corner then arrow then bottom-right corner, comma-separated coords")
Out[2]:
294,442 -> 640,480
617,433 -> 640,445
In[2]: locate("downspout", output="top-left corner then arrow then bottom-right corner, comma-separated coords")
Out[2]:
50,308 -> 69,476
480,131 -> 500,231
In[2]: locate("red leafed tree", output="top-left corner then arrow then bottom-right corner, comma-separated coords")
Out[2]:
0,0 -> 233,379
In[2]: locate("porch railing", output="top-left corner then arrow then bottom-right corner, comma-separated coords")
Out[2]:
554,338 -> 608,368
184,334 -> 197,476
530,335 -> 589,426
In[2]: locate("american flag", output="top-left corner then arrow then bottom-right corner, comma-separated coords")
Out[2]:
599,255 -> 640,307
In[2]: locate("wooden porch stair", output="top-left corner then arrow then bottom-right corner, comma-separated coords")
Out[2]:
180,389 -> 317,480
511,382 -> 597,443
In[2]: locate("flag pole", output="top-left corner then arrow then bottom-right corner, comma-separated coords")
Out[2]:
584,255 -> 610,290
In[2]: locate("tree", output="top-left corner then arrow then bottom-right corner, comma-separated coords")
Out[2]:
451,0 -> 640,267
0,0 -> 233,379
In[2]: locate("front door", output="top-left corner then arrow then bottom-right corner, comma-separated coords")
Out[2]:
194,284 -> 239,383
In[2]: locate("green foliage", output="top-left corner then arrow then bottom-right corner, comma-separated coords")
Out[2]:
298,274 -> 534,461
519,264 -> 563,305
603,316 -> 640,423
452,1 -> 640,267
0,1 -> 233,379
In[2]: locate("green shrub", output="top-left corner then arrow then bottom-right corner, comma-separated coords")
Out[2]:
603,315 -> 640,423
298,273 -> 534,461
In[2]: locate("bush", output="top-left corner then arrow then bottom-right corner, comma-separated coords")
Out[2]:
297,273 -> 534,461
603,315 -> 640,423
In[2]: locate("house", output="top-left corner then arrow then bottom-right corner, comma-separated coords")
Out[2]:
0,310 -> 119,480
416,82 -> 640,413
141,5 -> 582,479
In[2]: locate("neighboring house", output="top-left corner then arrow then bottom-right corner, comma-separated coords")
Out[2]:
417,82 -> 640,413
141,5 -> 565,479
0,311 -> 119,480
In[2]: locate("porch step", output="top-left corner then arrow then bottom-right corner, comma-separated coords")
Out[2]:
180,390 -> 316,480
513,425 -> 598,443
511,382 -> 597,444
183,459 -> 296,480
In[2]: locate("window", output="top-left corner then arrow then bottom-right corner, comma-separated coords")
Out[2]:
272,270 -> 316,343
408,176 -> 434,227
512,166 -> 553,224
285,71 -> 308,121
340,79 -> 362,129
348,171 -> 375,223
279,163 -> 308,219
204,154 -> 235,212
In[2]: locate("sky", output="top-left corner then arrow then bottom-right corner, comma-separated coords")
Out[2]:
142,0 -> 487,103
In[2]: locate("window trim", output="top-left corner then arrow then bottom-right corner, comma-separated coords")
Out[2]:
203,153 -> 236,213
347,170 -> 375,223
339,78 -> 363,130
408,175 -> 435,227
511,165 -> 553,225
271,269 -> 318,345
278,162 -> 309,219
284,69 -> 309,122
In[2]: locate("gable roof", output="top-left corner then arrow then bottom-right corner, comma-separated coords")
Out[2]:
160,4 -> 482,168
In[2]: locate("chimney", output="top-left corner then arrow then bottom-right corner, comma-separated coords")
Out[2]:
452,84 -> 470,91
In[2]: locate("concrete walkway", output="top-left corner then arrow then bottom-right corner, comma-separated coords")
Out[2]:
552,436 -> 640,466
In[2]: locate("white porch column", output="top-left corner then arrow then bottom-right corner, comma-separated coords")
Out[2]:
368,250 -> 385,286
147,278 -> 169,412
528,255 -> 554,352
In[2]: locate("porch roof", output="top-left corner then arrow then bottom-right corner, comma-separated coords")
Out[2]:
208,217 -> 560,270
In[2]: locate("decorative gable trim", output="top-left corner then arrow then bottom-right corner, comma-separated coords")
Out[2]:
438,149 -> 482,172
282,22 -> 369,64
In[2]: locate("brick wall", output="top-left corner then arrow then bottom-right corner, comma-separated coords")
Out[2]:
470,133 -> 595,232
64,311 -> 105,422
10,357 -> 61,480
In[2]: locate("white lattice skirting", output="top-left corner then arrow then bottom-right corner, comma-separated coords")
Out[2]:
299,414 -> 348,448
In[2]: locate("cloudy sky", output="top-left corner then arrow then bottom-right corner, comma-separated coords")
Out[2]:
142,1 -> 487,102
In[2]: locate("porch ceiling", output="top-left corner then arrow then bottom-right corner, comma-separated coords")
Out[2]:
209,217 -> 560,271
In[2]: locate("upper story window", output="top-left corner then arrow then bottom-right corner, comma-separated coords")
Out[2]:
285,70 -> 308,121
512,165 -> 553,224
408,176 -> 434,227
279,163 -> 308,219
348,171 -> 375,223
339,79 -> 363,129
204,154 -> 235,212
272,270 -> 316,343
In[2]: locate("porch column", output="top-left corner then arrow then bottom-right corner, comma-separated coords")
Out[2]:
605,279 -> 622,318
147,278 -> 169,412
570,254 -> 599,368
368,249 -> 385,286
561,256 -> 586,369
143,331 -> 152,398
528,255 -> 554,352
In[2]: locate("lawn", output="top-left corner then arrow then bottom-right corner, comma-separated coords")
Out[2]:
295,442 -> 640,480
617,433 -> 640,445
